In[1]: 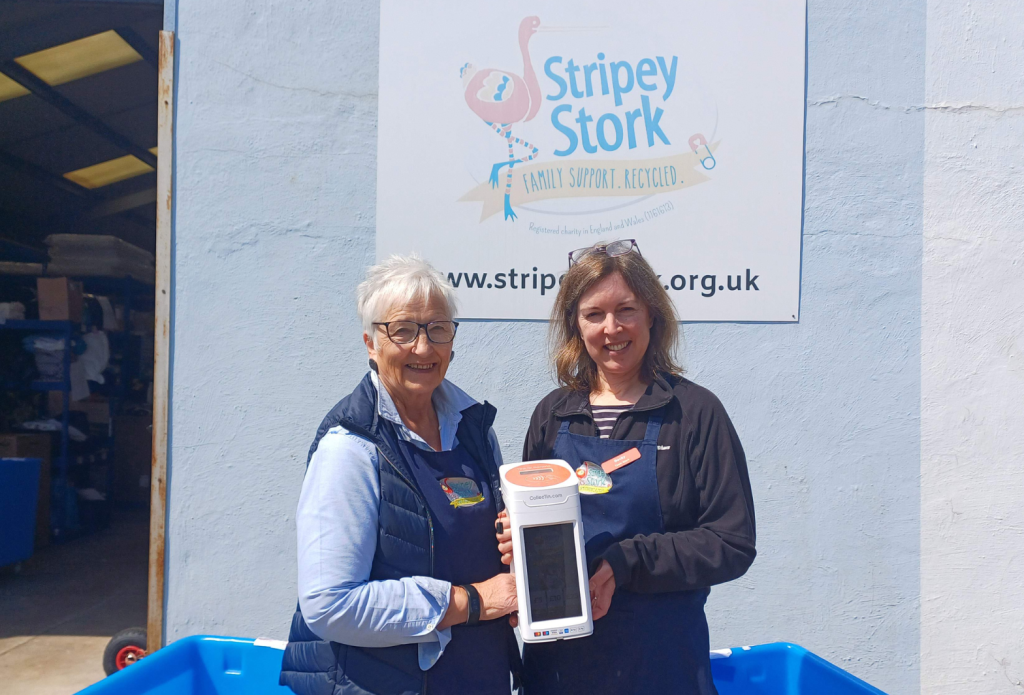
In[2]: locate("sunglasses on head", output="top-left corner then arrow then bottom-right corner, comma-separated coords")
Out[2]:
568,239 -> 642,267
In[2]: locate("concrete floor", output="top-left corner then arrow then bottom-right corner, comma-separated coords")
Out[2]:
0,509 -> 149,695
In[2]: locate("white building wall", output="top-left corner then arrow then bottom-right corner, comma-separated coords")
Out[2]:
922,1 -> 1024,692
162,0 -> 1024,692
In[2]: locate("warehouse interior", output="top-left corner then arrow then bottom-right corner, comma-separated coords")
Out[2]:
0,2 -> 163,693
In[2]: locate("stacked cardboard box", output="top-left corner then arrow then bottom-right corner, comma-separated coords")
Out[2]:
48,392 -> 110,425
36,277 -> 83,322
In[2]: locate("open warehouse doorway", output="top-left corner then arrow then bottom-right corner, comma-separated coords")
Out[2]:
0,3 -> 169,693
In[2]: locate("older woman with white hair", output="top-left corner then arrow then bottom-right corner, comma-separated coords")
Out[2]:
280,255 -> 519,695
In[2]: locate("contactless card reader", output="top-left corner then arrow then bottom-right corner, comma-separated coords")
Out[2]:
499,460 -> 593,643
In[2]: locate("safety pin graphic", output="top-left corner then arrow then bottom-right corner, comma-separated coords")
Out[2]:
688,134 -> 716,170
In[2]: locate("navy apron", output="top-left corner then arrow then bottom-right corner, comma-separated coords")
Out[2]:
521,409 -> 716,695
400,440 -> 510,695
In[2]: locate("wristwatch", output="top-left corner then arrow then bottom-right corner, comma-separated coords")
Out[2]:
460,584 -> 481,626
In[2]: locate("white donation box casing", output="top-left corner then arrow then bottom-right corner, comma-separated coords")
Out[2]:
499,459 -> 593,643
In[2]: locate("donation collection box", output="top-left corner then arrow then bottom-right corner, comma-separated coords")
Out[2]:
499,460 -> 593,643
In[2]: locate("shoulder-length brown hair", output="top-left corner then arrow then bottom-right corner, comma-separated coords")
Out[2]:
550,246 -> 683,392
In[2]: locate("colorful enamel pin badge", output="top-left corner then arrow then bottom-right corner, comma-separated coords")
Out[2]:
575,462 -> 613,494
440,477 -> 485,507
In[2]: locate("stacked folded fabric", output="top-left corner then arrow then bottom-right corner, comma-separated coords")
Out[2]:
0,301 -> 26,323
23,335 -> 66,381
45,234 -> 155,284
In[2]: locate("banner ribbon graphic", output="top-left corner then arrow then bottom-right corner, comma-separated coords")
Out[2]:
459,142 -> 719,221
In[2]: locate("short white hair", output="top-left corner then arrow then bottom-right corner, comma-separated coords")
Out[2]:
357,254 -> 459,341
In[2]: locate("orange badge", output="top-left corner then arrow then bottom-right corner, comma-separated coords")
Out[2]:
600,447 -> 642,474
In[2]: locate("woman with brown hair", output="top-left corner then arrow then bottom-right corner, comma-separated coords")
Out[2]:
496,239 -> 756,695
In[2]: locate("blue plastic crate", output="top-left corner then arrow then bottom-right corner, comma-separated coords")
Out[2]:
76,635 -> 887,694
0,457 -> 42,567
711,643 -> 887,695
78,637 -> 293,695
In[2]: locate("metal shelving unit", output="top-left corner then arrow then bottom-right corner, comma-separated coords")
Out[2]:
0,319 -> 73,539
80,276 -> 155,406
2,275 -> 156,536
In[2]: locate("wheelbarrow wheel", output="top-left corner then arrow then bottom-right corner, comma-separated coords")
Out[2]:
103,627 -> 148,675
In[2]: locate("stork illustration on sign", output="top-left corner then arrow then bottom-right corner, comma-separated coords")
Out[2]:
460,17 -> 544,222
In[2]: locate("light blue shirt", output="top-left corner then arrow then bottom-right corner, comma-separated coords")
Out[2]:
296,371 -> 503,670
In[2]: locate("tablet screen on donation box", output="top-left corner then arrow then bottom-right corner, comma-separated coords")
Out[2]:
522,523 -> 583,621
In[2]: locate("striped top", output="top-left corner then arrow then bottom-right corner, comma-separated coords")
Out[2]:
590,404 -> 633,439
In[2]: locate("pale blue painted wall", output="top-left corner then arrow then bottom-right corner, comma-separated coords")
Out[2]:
166,1 -> 922,692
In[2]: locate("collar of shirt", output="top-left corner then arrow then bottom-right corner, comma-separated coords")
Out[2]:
552,372 -> 677,419
370,370 -> 478,452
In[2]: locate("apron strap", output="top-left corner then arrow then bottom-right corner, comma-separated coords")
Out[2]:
642,409 -> 663,446
555,417 -> 586,465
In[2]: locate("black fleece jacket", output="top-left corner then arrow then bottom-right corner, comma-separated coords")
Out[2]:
522,372 -> 756,593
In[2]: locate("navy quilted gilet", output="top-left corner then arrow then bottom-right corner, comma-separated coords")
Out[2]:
279,373 -> 504,695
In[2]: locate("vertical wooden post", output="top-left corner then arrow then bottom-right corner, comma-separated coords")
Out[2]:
148,29 -> 174,653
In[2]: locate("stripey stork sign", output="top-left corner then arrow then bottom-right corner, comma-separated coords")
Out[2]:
378,0 -> 806,322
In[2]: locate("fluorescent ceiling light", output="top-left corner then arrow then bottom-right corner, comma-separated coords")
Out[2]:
15,30 -> 142,87
64,155 -> 154,189
0,72 -> 30,103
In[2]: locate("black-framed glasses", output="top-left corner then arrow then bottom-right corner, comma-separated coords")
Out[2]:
373,320 -> 459,345
568,239 -> 642,267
